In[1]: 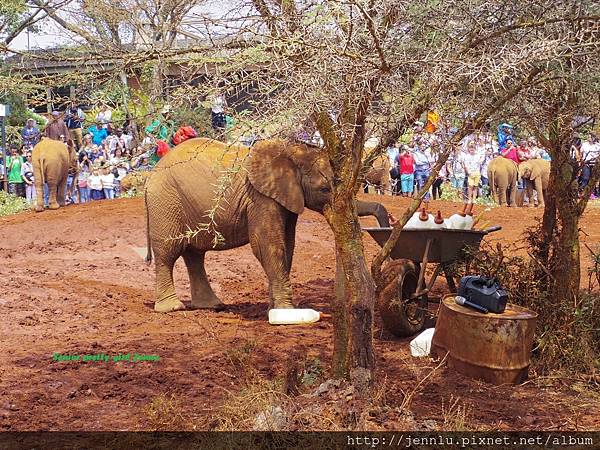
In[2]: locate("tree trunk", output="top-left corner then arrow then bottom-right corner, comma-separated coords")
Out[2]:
325,195 -> 376,390
551,153 -> 581,303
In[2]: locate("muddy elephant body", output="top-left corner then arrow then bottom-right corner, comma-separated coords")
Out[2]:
32,138 -> 73,212
365,156 -> 391,195
145,138 -> 390,313
487,156 -> 518,206
518,159 -> 550,207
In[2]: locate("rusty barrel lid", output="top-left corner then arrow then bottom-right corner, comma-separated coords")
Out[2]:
431,294 -> 538,385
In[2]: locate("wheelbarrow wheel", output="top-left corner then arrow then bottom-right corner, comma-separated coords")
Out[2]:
378,259 -> 428,337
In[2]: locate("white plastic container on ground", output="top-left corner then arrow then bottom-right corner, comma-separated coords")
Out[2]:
410,328 -> 435,357
268,308 -> 321,325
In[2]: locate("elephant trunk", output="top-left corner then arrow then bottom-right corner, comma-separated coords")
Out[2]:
356,200 -> 390,227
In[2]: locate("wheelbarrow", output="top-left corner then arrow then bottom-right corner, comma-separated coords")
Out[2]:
363,226 -> 502,337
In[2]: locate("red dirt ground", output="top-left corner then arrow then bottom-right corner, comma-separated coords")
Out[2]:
0,194 -> 598,431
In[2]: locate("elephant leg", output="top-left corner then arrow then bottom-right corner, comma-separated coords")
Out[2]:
535,178 -> 544,207
509,181 -> 517,207
498,186 -> 507,206
284,213 -> 298,272
34,172 -> 45,212
47,182 -> 60,210
182,250 -> 225,310
56,176 -> 67,207
248,204 -> 293,309
522,181 -> 531,206
153,254 -> 185,313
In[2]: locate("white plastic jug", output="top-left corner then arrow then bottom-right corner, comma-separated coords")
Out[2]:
410,328 -> 435,357
446,204 -> 468,229
268,308 -> 321,325
404,208 -> 435,229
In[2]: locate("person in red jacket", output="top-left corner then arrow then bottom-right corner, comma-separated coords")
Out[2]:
500,139 -> 520,164
395,145 -> 415,197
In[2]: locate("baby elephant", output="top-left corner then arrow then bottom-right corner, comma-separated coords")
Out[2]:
519,159 -> 550,207
145,138 -> 391,313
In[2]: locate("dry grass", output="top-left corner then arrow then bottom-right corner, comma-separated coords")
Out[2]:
144,393 -> 191,430
440,395 -> 472,431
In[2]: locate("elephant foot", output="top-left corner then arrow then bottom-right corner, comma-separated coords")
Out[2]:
188,302 -> 227,312
154,297 -> 186,313
189,295 -> 226,311
271,302 -> 294,310
49,203 -> 60,210
35,205 -> 44,213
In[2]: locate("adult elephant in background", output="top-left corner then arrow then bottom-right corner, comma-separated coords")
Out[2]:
487,156 -> 518,206
145,138 -> 392,313
518,159 -> 550,207
31,138 -> 72,212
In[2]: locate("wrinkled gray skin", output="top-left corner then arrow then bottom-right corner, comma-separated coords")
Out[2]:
145,138 -> 391,313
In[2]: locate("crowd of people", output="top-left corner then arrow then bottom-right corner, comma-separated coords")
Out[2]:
0,102 -> 179,205
382,118 -> 600,202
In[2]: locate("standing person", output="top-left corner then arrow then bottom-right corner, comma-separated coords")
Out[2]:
88,121 -> 108,146
447,147 -> 466,199
480,147 -> 494,196
88,168 -> 104,200
497,123 -> 514,150
6,147 -> 25,197
0,154 -> 5,191
387,143 -> 401,195
100,167 -> 115,200
211,93 -> 227,135
64,101 -> 85,150
500,139 -> 520,164
577,134 -> 600,195
462,142 -> 484,204
78,157 -> 91,203
517,139 -> 531,163
396,145 -> 415,197
96,105 -> 113,133
21,118 -> 41,150
412,142 -> 432,202
45,111 -> 73,148
21,151 -> 35,204
430,141 -> 445,200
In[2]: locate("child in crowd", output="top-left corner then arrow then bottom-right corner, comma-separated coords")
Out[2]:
21,151 -> 35,204
462,142 -> 484,203
78,160 -> 91,203
100,167 -> 116,200
88,168 -> 103,200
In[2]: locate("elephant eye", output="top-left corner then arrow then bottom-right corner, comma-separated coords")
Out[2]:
320,186 -> 331,193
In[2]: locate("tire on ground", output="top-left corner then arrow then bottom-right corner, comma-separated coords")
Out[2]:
377,259 -> 427,337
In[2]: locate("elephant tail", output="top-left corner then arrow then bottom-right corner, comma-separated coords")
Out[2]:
144,189 -> 152,265
489,168 -> 495,197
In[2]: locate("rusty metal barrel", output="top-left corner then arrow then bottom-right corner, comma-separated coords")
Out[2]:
431,294 -> 538,385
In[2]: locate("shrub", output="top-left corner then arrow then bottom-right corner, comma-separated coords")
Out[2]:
0,191 -> 29,216
448,239 -> 600,377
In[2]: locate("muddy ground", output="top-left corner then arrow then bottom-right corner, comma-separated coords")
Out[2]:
0,194 -> 599,431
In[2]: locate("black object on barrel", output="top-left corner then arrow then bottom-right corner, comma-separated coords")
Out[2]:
458,276 -> 508,314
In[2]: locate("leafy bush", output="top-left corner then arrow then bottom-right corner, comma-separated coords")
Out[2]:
448,239 -> 600,377
0,191 -> 29,216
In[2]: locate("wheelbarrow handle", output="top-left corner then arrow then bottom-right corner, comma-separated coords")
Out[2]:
483,225 -> 502,234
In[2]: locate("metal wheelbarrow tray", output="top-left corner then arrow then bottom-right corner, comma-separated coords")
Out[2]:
363,225 -> 501,337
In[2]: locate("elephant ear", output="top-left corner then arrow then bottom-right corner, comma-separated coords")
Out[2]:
247,142 -> 305,215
